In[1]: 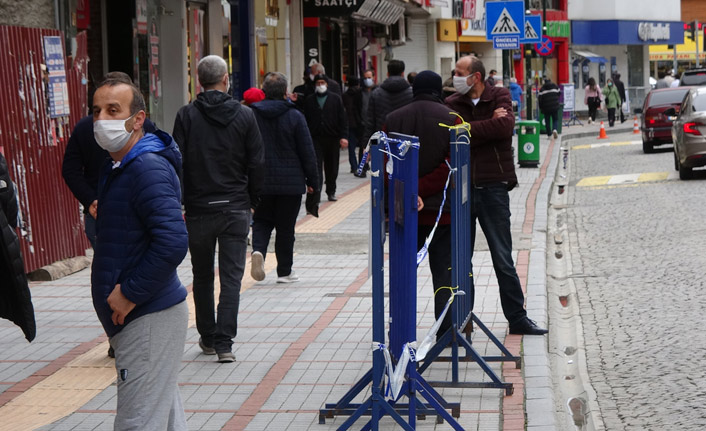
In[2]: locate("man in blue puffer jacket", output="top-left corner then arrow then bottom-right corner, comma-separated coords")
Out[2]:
91,76 -> 189,430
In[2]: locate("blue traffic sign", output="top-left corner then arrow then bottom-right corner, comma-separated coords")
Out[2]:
486,1 -> 524,41
520,15 -> 542,44
493,36 -> 520,50
535,35 -> 554,56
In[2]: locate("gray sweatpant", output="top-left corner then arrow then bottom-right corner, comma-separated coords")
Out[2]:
110,301 -> 188,431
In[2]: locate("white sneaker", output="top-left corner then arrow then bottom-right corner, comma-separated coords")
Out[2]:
251,251 -> 265,281
277,271 -> 299,284
552,129 -> 558,139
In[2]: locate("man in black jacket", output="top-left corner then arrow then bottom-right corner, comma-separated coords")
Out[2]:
303,74 -> 348,202
385,71 -> 458,338
0,151 -> 35,342
249,72 -> 318,284
172,55 -> 265,363
362,59 -> 413,151
613,73 -> 627,123
538,78 -> 561,139
342,76 -> 363,174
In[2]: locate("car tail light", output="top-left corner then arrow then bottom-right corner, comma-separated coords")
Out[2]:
646,117 -> 656,125
684,122 -> 703,135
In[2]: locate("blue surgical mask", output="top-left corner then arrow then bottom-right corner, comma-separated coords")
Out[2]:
364,78 -> 374,87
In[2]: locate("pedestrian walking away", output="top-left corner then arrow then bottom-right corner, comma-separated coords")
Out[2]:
91,76 -> 189,429
0,150 -> 35,343
613,73 -> 627,123
303,74 -> 348,202
538,77 -> 561,138
445,55 -> 548,336
385,70 -> 459,339
584,77 -> 603,124
172,55 -> 265,363
250,72 -> 319,284
603,78 -> 621,127
342,76 -> 364,175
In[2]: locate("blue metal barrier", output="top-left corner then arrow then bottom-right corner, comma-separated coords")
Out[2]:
320,133 -> 463,430
416,126 -> 519,395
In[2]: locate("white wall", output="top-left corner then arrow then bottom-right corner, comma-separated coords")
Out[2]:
160,0 -> 188,131
568,0 -> 680,21
391,19 -> 430,73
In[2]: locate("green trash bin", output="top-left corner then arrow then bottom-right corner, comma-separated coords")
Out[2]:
517,120 -> 540,167
538,103 -> 564,135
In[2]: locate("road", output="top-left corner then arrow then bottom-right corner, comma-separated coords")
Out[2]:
552,133 -> 706,430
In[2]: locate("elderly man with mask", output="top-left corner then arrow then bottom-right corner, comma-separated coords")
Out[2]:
445,55 -> 548,336
91,75 -> 189,429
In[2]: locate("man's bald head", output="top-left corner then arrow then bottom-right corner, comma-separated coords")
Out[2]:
456,55 -> 486,81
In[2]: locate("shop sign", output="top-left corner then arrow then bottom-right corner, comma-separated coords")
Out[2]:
149,20 -> 160,100
302,0 -> 361,16
76,0 -> 90,30
545,21 -> 569,38
136,0 -> 148,34
638,22 -> 670,42
460,17 -> 486,36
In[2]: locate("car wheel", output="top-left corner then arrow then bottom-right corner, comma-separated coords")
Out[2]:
642,139 -> 654,154
678,157 -> 693,180
673,150 -> 679,171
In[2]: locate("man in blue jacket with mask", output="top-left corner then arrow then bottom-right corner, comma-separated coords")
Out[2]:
92,76 -> 189,430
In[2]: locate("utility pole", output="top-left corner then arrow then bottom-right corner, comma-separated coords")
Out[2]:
542,0 -> 547,77
524,0 -> 532,119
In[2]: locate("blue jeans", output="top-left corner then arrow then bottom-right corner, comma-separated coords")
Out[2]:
471,184 -> 527,325
348,127 -> 360,172
84,214 -> 96,248
185,210 -> 250,353
543,109 -> 559,136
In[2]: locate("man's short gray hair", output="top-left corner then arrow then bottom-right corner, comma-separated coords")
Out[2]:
198,55 -> 228,88
312,63 -> 326,75
262,72 -> 289,100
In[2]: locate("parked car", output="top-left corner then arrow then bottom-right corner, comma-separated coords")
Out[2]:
679,68 -> 706,86
666,86 -> 706,180
641,87 -> 692,153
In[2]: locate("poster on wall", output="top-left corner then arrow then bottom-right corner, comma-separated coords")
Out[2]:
149,20 -> 160,101
562,83 -> 575,111
136,0 -> 148,34
42,36 -> 70,118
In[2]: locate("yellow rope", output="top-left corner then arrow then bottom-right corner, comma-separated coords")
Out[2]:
438,112 -> 471,134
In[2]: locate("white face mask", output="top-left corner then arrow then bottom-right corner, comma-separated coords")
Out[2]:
316,84 -> 328,94
93,114 -> 136,153
453,74 -> 474,95
363,78 -> 374,87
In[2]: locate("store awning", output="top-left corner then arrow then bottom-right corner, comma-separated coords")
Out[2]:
573,50 -> 608,63
353,0 -> 406,25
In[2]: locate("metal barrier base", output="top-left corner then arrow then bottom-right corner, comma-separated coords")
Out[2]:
319,368 -> 464,431
417,313 -> 520,396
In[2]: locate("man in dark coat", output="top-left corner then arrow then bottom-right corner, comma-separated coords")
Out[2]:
0,151 -> 35,342
385,71 -> 459,338
303,74 -> 348,202
92,76 -> 189,429
173,55 -> 265,363
311,62 -> 342,95
613,73 -> 627,123
342,76 -> 363,174
249,72 -> 318,284
362,59 -> 413,147
538,77 -> 561,139
445,55 -> 547,336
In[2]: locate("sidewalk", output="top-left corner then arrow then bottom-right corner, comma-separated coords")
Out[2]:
0,131 -> 563,431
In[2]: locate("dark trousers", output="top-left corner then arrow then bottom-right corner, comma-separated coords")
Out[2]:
587,98 -> 599,121
471,185 -> 527,325
348,127 -> 360,172
619,102 -> 625,123
543,109 -> 559,136
252,194 -> 302,277
313,136 -> 340,197
607,108 -> 616,127
417,223 -> 453,338
186,210 -> 250,353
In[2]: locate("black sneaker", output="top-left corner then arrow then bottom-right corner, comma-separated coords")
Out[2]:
509,317 -> 548,335
327,194 -> 338,202
108,346 -> 115,358
199,337 -> 216,355
217,352 -> 235,363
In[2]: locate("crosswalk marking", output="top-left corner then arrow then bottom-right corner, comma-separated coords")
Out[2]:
573,140 -> 641,150
577,172 -> 673,187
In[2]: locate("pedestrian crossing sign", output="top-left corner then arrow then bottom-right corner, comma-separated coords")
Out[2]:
520,14 -> 542,43
486,1 -> 524,40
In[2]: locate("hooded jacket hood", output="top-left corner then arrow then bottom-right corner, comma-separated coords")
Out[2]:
193,90 -> 242,127
251,99 -> 295,119
381,75 -> 411,93
121,129 -> 182,175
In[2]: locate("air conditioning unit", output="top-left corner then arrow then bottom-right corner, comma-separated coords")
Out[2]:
388,17 -> 406,46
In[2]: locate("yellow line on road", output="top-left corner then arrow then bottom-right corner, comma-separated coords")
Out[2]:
577,172 -> 670,187
573,140 -> 641,150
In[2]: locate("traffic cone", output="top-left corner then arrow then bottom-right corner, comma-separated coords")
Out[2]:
598,121 -> 608,139
633,116 -> 640,134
